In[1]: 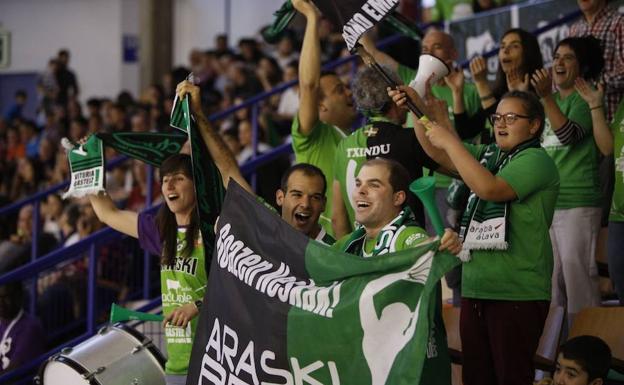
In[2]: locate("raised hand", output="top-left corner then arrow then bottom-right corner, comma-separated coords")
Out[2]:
438,228 -> 463,255
292,0 -> 320,17
388,86 -> 412,110
469,56 -> 488,83
176,80 -> 203,115
530,68 -> 553,98
426,96 -> 452,129
507,67 -> 530,92
444,66 -> 465,95
574,78 -> 604,109
424,119 -> 459,150
388,84 -> 429,114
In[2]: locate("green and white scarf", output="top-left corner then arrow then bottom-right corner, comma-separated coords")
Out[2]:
341,207 -> 420,257
459,138 -> 540,260
62,136 -> 105,199
62,132 -> 188,199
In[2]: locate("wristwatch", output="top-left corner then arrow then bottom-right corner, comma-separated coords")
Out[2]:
194,300 -> 203,310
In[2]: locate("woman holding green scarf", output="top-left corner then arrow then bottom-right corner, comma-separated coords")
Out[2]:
88,154 -> 205,385
575,78 -> 624,305
390,88 -> 559,385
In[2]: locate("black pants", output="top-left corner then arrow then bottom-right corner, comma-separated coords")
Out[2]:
460,298 -> 550,385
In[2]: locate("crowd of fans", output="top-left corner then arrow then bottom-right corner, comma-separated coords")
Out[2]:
0,11 -> 351,369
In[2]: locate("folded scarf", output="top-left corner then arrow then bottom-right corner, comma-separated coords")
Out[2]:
341,207 -> 420,257
62,136 -> 105,199
458,138 -> 540,261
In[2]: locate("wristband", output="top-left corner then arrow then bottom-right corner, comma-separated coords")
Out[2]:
590,105 -> 603,111
419,115 -> 431,130
194,300 -> 203,310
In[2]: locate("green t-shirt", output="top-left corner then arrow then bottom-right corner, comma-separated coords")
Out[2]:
428,0 -> 473,21
333,226 -> 451,385
334,125 -> 368,230
541,91 -> 602,209
398,64 -> 481,188
291,114 -> 347,235
333,119 -> 437,230
610,99 -> 624,221
461,144 -> 560,301
160,229 -> 207,374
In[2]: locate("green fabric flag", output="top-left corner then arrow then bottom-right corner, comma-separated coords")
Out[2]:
170,94 -> 225,270
187,182 -> 459,385
62,136 -> 105,199
262,0 -> 296,44
96,131 -> 188,167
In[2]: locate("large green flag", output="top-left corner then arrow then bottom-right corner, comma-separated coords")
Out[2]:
187,181 -> 458,385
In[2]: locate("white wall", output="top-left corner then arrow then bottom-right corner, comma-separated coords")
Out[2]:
173,0 -> 285,67
0,0 -> 291,100
121,0 -> 140,97
0,0 -> 139,102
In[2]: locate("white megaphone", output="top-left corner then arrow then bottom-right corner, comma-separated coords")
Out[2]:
408,54 -> 451,98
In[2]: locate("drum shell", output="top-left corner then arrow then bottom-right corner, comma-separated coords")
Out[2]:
38,323 -> 166,385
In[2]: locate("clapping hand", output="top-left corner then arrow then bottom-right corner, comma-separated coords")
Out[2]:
530,68 -> 553,98
469,56 -> 488,84
507,67 -> 530,92
574,78 -> 604,109
444,66 -> 465,94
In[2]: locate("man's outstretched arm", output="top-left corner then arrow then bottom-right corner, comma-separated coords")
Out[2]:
176,80 -> 253,193
294,0 -> 322,136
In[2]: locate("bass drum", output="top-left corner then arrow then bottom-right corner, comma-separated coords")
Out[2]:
37,323 -> 166,385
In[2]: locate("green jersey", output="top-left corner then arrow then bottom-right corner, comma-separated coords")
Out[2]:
610,99 -> 624,221
462,144 -> 560,301
541,91 -> 602,209
333,225 -> 451,385
160,228 -> 207,374
398,64 -> 481,188
428,0 -> 473,21
333,118 -> 438,230
291,114 -> 347,235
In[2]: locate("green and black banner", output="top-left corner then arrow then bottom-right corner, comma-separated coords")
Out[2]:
187,181 -> 458,385
312,0 -> 399,51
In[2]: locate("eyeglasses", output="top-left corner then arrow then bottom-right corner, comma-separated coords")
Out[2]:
489,113 -> 532,126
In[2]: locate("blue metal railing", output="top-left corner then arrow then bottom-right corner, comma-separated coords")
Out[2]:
455,8 -> 582,66
0,156 -> 130,217
0,2 -> 582,382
